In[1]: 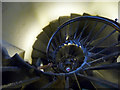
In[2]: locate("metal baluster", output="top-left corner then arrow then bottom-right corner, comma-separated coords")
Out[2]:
84,62 -> 120,70
89,41 -> 120,58
77,21 -> 88,42
77,73 -> 119,88
58,31 -> 62,44
51,43 -> 56,50
74,21 -> 81,39
88,51 -> 120,65
83,21 -> 98,45
74,73 -> 81,90
89,29 -> 116,51
85,24 -> 107,48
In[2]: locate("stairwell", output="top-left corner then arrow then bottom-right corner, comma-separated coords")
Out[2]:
1,12 -> 120,89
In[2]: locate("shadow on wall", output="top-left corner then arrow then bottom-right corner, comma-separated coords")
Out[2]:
2,3 -> 42,63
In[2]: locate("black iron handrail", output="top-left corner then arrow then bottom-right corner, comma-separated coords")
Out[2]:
46,16 -> 120,75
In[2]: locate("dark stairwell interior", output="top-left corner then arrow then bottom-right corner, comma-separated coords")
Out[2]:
1,2 -> 120,90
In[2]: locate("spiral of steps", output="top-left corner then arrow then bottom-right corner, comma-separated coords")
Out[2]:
2,13 -> 120,89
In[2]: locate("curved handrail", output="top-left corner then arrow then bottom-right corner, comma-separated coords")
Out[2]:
46,16 -> 120,75
47,16 -> 120,58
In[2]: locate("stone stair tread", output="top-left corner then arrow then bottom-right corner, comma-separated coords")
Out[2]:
43,25 -> 53,38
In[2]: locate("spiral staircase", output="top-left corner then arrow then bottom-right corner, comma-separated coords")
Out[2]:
1,13 -> 120,89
